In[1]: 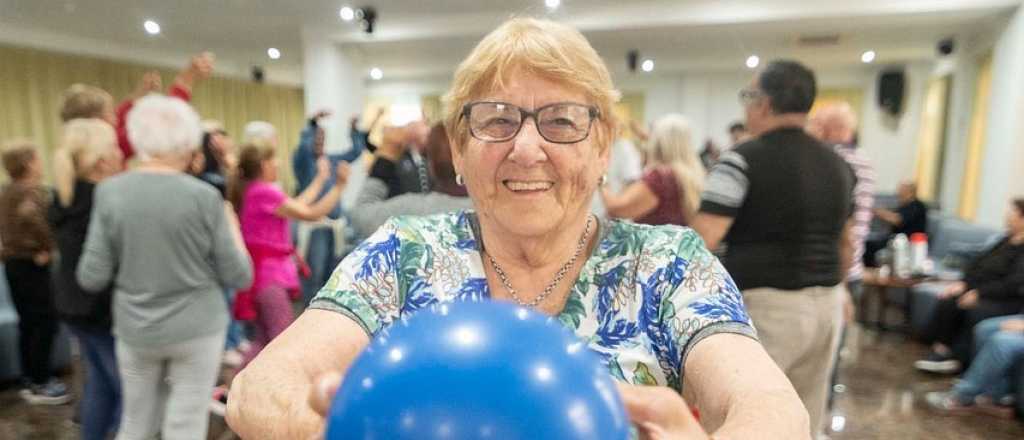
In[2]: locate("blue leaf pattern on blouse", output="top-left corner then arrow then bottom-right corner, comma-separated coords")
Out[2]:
312,211 -> 757,390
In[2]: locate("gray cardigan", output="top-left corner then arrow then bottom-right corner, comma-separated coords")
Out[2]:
77,171 -> 252,346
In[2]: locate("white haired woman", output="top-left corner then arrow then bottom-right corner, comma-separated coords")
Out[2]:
77,95 -> 253,440
227,18 -> 808,439
49,119 -> 123,440
601,114 -> 705,226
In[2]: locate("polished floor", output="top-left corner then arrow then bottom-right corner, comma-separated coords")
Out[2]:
0,325 -> 1021,439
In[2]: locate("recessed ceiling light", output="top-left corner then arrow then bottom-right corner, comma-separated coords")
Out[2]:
641,59 -> 654,72
746,55 -> 760,69
545,0 -> 560,8
339,6 -> 355,21
370,67 -> 383,80
143,20 -> 161,35
267,48 -> 281,60
861,50 -> 876,63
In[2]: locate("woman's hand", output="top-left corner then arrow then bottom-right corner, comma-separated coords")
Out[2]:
335,162 -> 352,187
938,281 -> 967,299
617,383 -> 709,440
956,289 -> 980,309
306,371 -> 343,440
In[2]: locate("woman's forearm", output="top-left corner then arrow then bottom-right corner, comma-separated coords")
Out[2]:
710,388 -> 809,440
309,184 -> 345,219
296,173 -> 328,205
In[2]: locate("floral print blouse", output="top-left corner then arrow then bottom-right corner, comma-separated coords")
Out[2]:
310,210 -> 756,390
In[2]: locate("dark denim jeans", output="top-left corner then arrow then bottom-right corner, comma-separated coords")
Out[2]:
68,324 -> 121,440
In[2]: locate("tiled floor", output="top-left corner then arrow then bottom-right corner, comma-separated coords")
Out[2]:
0,325 -> 1021,439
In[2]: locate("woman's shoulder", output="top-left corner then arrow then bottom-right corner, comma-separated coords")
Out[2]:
602,219 -> 708,261
366,210 -> 476,251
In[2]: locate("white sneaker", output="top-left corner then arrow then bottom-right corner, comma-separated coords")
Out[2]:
20,379 -> 72,405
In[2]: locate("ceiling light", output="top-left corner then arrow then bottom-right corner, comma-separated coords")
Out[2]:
339,6 -> 355,21
746,55 -> 760,69
370,67 -> 383,80
545,0 -> 560,9
861,50 -> 876,63
641,59 -> 654,72
267,48 -> 281,60
143,20 -> 161,35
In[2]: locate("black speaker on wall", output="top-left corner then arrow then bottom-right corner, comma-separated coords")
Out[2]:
878,70 -> 905,115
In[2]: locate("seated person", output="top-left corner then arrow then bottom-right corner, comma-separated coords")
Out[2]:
925,314 -> 1023,417
915,198 -> 1024,373
349,123 -> 472,239
864,181 -> 927,267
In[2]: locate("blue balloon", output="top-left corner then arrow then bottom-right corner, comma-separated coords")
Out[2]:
326,300 -> 630,440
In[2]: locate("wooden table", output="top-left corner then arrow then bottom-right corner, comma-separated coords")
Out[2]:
860,268 -> 932,333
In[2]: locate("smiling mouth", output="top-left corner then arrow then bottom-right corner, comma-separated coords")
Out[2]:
503,180 -> 554,192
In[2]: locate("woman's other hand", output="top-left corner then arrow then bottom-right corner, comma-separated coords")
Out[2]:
617,383 -> 710,440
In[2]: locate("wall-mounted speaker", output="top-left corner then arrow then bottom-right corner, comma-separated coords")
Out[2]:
878,70 -> 905,116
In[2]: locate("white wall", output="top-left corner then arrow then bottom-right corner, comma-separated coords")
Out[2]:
363,61 -> 944,197
974,6 -> 1024,228
618,64 -> 932,193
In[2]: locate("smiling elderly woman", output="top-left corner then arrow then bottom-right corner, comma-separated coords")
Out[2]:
227,18 -> 808,439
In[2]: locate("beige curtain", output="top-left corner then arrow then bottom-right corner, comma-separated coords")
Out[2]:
958,52 -> 994,220
913,76 -> 952,203
0,44 -> 305,191
614,92 -> 646,140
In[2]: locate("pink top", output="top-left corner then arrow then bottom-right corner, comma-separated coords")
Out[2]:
240,181 -> 298,294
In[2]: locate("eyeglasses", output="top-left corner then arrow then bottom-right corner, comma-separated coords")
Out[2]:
461,101 -> 600,144
738,88 -> 765,105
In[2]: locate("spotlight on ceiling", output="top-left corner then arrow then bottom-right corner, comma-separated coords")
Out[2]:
267,48 -> 281,60
370,67 -> 383,80
143,20 -> 161,35
746,55 -> 760,69
641,59 -> 654,72
339,6 -> 355,21
861,50 -> 876,63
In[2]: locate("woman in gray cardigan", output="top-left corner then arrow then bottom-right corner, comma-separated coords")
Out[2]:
77,94 -> 252,440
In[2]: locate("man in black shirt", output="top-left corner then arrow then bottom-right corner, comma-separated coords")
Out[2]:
863,181 -> 927,266
875,181 -> 927,235
693,60 -> 854,437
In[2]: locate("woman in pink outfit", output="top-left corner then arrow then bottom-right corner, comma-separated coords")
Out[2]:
229,143 -> 350,367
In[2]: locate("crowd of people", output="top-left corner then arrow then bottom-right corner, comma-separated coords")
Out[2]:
0,15 -> 1021,440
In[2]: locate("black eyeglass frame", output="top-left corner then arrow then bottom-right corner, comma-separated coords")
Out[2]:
460,101 -> 601,144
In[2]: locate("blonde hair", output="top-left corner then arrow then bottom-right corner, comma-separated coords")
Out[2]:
59,84 -> 114,122
443,17 -> 620,152
640,114 -> 705,220
53,119 -> 119,207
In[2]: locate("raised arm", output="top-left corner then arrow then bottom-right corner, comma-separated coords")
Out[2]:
277,162 -> 350,222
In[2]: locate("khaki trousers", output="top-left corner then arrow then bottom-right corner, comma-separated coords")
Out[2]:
743,285 -> 843,436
